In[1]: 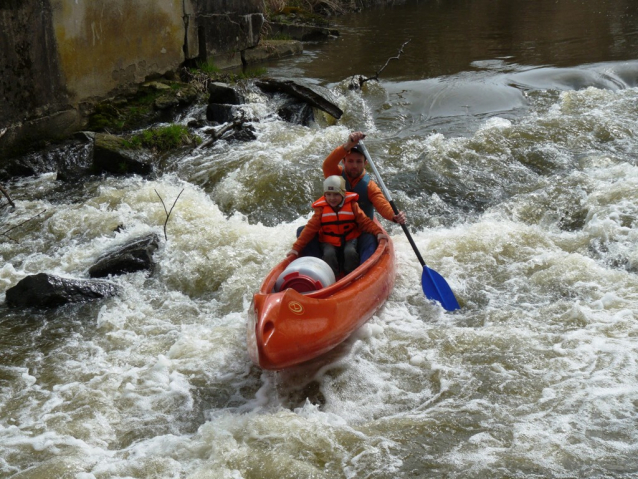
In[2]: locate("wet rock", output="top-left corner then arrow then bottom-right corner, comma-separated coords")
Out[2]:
89,233 -> 161,278
278,100 -> 314,126
154,84 -> 199,111
208,82 -> 245,105
255,78 -> 342,119
93,133 -> 153,176
225,124 -> 257,142
5,273 -> 118,309
206,104 -> 242,124
56,137 -> 95,182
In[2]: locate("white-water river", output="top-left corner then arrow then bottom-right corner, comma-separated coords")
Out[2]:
2,1 -> 638,477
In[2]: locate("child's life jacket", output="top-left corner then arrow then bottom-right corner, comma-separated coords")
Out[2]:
312,192 -> 361,247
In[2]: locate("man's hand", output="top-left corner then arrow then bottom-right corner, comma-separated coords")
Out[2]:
393,211 -> 407,225
343,131 -> 366,151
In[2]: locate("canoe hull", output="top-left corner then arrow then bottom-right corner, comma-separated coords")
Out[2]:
248,232 -> 395,370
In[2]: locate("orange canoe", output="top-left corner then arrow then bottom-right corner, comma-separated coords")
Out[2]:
248,228 -> 396,370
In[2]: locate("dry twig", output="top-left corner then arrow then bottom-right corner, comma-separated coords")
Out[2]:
155,189 -> 184,241
351,39 -> 411,89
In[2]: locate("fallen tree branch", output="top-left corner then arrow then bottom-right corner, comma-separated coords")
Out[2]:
350,39 -> 411,90
155,189 -> 184,241
0,184 -> 15,208
0,209 -> 47,242
195,113 -> 248,151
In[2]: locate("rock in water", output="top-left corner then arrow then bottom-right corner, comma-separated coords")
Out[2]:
6,273 -> 118,308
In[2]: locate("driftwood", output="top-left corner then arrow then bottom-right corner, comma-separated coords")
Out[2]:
155,189 -> 184,241
195,115 -> 249,150
0,184 -> 15,208
350,39 -> 411,90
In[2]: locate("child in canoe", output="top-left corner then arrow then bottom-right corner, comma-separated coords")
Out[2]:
287,175 -> 388,276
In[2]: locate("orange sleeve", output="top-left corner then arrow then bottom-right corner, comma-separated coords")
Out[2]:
291,208 -> 322,253
353,203 -> 383,236
367,181 -> 396,222
322,146 -> 346,178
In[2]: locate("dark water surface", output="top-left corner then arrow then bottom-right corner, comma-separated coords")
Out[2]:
273,0 -> 638,82
2,1 -> 638,477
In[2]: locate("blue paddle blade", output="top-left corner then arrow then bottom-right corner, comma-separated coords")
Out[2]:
422,266 -> 461,311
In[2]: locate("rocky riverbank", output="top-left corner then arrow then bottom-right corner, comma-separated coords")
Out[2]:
0,0 -> 399,165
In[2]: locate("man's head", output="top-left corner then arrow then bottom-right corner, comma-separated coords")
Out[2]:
343,145 -> 366,180
323,175 -> 345,207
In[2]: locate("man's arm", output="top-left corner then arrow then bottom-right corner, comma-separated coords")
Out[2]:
322,146 -> 346,178
368,181 -> 407,224
368,181 -> 397,221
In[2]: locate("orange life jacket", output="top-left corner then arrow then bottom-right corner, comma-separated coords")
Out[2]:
312,192 -> 361,247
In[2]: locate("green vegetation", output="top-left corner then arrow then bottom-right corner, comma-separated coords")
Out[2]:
87,81 -> 199,133
188,60 -> 220,75
264,0 -> 347,18
123,125 -> 201,152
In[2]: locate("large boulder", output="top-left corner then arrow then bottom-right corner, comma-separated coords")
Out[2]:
5,273 -> 118,309
208,82 -> 245,105
89,233 -> 160,278
255,78 -> 343,120
93,133 -> 153,176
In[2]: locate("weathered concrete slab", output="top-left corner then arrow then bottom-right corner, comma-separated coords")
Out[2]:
268,23 -> 339,42
197,13 -> 264,69
243,40 -> 303,65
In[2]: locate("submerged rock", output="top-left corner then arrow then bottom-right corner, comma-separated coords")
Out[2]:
89,233 -> 161,278
278,100 -> 315,126
6,273 -> 118,309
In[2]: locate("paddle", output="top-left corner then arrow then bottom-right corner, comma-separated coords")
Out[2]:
358,142 -> 461,311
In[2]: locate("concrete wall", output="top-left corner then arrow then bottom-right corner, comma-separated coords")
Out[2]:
51,0 -> 188,104
0,0 -> 264,159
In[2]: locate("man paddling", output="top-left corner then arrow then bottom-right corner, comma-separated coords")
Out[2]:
322,131 -> 406,262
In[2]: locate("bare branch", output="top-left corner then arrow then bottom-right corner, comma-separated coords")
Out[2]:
155,189 -> 184,241
0,209 -> 47,242
352,39 -> 411,89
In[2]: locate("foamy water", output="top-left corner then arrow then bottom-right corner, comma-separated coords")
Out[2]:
2,59 -> 638,478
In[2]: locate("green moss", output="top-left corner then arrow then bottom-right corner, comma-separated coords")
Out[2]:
87,82 -> 199,133
124,124 -> 201,152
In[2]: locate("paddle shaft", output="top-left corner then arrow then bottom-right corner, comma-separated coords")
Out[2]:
357,141 -> 460,311
358,142 -> 426,268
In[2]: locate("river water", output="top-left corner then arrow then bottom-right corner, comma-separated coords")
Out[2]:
2,0 -> 638,477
